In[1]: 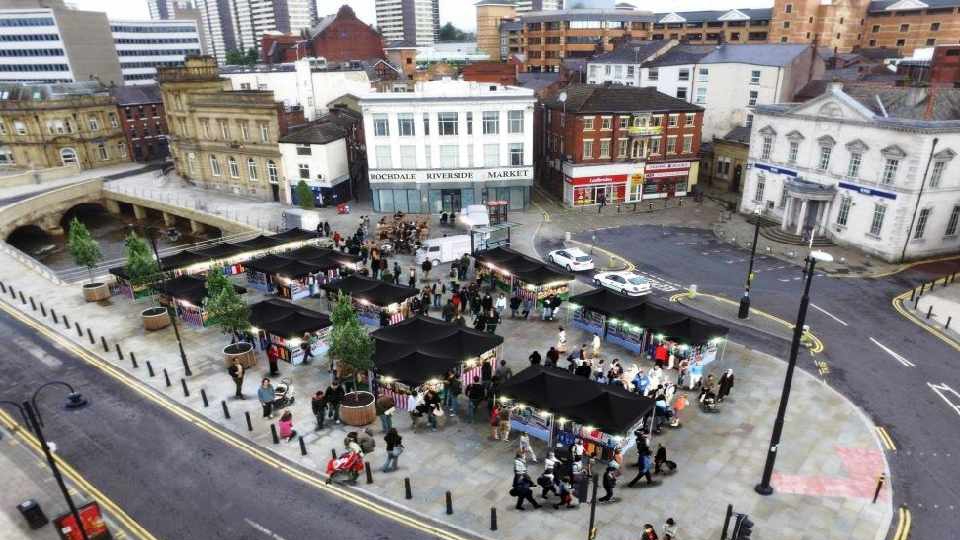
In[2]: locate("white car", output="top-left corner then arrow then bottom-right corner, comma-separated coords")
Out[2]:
547,247 -> 595,272
593,271 -> 652,296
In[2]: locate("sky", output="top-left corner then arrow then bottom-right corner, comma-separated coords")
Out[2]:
73,0 -> 776,32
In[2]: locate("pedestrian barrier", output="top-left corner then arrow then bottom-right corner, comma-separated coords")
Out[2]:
270,423 -> 279,444
180,378 -> 189,397
404,477 -> 412,499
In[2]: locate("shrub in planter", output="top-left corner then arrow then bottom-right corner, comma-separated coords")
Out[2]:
141,306 -> 171,330
329,292 -> 373,393
67,218 -> 108,301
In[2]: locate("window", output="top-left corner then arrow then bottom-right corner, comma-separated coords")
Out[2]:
618,116 -> 629,129
927,38 -> 936,46
483,111 -> 499,134
649,138 -> 661,154
422,113 -> 430,135
668,114 -> 678,127
896,39 -> 905,47
753,174 -> 765,203
582,139 -> 594,159
914,208 -> 931,239
748,90 -> 759,106
373,114 -> 389,137
509,143 -> 524,165
931,22 -> 940,32
617,139 -> 628,158
424,145 -> 431,167
847,153 -> 862,177
627,66 -> 635,78
375,145 -> 392,168
678,68 -> 689,81
228,157 -> 239,178
483,143 -> 499,166
187,153 -> 197,174
467,112 -> 473,135
439,145 -> 459,167
667,135 -> 678,154
651,115 -> 662,127
746,114 -> 754,128
788,141 -> 799,163
945,205 -> 960,236
930,161 -> 947,187
295,144 -> 311,156
648,68 -> 659,81
599,140 -> 610,158
240,122 -> 249,141
583,117 -> 594,130
760,136 -> 773,160
13,121 -> 26,135
117,142 -> 127,158
676,88 -> 687,100
210,155 -> 221,176
247,158 -> 258,181
695,87 -> 707,105
298,163 -> 310,180
785,3 -> 792,13
783,21 -> 790,29
750,70 -> 761,84
684,114 -> 695,127
869,40 -> 877,47
259,123 -> 269,143
836,197 -> 852,227
109,113 -> 118,129
601,117 -> 611,130
438,112 -> 458,136
88,116 -> 100,131
219,120 -> 229,140
399,145 -> 417,168
869,204 -> 886,236
818,146 -> 832,171
508,110 -> 524,133
682,135 -> 693,154
872,25 -> 880,33
899,24 -> 909,33
398,113 -> 415,136
779,187 -> 788,208
882,159 -> 899,184
698,67 -> 709,81
267,160 -> 278,183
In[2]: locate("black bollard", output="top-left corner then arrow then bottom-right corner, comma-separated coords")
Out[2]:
180,378 -> 189,397
300,436 -> 308,456
8,285 -> 15,299
245,411 -> 253,431
29,296 -> 36,311
331,449 -> 338,460
910,288 -> 916,302
927,305 -> 934,319
62,314 -> 69,329
270,423 -> 279,444
19,290 -> 26,304
40,302 -> 46,317
490,507 -> 498,531
75,321 -> 82,337
146,360 -> 155,377
200,389 -> 208,407
101,336 -> 109,352
130,351 -> 138,368
115,343 -> 124,361
445,491 -> 453,515
873,473 -> 886,504
404,477 -> 412,499
221,400 -> 231,419
365,462 -> 373,484
947,316 -> 953,330
0,281 -> 5,293
87,328 -> 94,345
53,309 -> 59,325
163,368 -> 171,387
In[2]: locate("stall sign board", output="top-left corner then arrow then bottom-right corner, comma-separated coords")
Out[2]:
566,174 -> 628,186
54,502 -> 111,540
510,407 -> 551,442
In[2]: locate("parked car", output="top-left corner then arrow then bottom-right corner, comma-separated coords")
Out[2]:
593,271 -> 651,296
547,247 -> 595,272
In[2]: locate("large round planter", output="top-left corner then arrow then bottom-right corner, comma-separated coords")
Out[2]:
339,391 -> 376,427
141,306 -> 171,331
82,282 -> 111,302
223,341 -> 257,369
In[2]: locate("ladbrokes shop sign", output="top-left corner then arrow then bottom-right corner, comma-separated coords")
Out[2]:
369,166 -> 534,184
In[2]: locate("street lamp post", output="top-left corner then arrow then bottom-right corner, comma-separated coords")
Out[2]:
755,250 -> 833,495
144,226 -> 192,377
738,207 -> 763,319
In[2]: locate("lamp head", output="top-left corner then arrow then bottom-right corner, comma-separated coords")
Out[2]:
809,250 -> 833,263
65,392 -> 87,410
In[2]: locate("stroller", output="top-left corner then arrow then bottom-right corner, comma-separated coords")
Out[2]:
699,390 -> 720,413
325,451 -> 365,484
272,378 -> 295,409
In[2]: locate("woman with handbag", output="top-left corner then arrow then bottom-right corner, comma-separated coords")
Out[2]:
382,428 -> 403,472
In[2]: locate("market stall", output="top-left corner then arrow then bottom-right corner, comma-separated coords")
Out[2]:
645,316 -> 730,369
601,301 -> 688,354
192,243 -> 248,275
156,275 -> 247,328
474,247 -> 573,307
566,288 -> 648,335
248,298 -> 332,365
285,246 -> 360,285
320,275 -> 418,327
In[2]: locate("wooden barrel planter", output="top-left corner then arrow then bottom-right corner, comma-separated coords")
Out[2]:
82,282 -> 111,302
141,306 -> 171,331
339,391 -> 376,427
223,342 -> 257,369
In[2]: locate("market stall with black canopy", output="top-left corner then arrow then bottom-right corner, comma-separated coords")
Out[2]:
474,247 -> 573,308
284,246 -> 360,285
156,275 -> 247,328
567,287 -> 648,335
248,298 -> 332,365
603,300 -> 689,354
646,315 -> 730,371
320,275 -> 418,326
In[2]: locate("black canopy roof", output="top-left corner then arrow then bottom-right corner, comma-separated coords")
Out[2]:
568,288 -> 649,315
474,246 -> 525,265
656,316 -> 729,345
321,275 -> 418,306
514,265 -> 575,286
474,247 -> 573,286
375,351 -> 463,386
229,235 -> 285,251
248,298 -> 331,339
158,275 -> 246,306
245,254 -> 296,273
193,243 -> 246,260
616,302 -> 688,330
372,315 -> 503,364
159,250 -> 206,270
274,259 -> 322,279
270,228 -> 317,242
501,366 -> 654,434
286,246 -> 360,267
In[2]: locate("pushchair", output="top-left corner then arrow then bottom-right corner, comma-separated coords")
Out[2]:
272,378 -> 295,409
325,451 -> 364,484
699,391 -> 720,413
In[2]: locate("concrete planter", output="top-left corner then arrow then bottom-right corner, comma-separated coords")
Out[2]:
141,306 -> 171,331
223,341 -> 257,369
339,391 -> 376,427
82,282 -> 111,302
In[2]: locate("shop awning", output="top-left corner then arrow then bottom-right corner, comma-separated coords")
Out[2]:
474,246 -> 525,265
568,288 -> 649,316
371,315 -> 503,365
286,246 -> 361,271
249,298 -> 331,339
245,254 -> 296,274
320,275 -> 418,307
376,350 -> 463,386
270,228 -> 317,242
193,243 -> 247,260
274,259 -> 322,279
655,316 -> 729,345
158,275 -> 246,307
159,250 -> 207,271
229,235 -> 285,251
615,302 -> 688,330
474,247 -> 573,285
514,264 -> 574,286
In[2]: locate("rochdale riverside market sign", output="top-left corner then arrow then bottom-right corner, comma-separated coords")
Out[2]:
369,166 -> 534,184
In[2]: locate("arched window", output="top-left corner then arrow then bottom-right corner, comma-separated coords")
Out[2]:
247,158 -> 258,181
59,147 -> 77,165
267,160 -> 278,183
187,152 -> 197,174
228,156 -> 239,178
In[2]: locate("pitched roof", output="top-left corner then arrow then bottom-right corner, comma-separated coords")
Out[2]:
867,0 -> 960,12
542,84 -> 703,114
698,44 -> 812,67
279,120 -> 346,145
589,39 -> 674,64
642,44 -> 714,67
109,84 -> 162,106
720,125 -> 751,144
844,86 -> 960,121
653,8 -> 772,23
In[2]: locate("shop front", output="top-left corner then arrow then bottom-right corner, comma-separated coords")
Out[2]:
368,166 -> 533,214
642,160 -> 697,200
561,163 -> 648,208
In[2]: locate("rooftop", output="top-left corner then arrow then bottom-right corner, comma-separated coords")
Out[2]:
279,120 -> 346,145
845,86 -> 960,122
652,8 -> 772,23
867,0 -> 960,12
359,79 -> 535,101
698,43 -> 813,67
521,8 -> 655,23
0,81 -> 108,101
719,125 -> 751,144
589,39 -> 674,65
109,84 -> 162,106
542,84 -> 704,113
643,44 -> 714,67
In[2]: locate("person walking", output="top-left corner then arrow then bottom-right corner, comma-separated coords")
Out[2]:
376,392 -> 396,433
627,449 -> 656,487
522,296 -> 533,319
498,403 -> 511,442
509,294 -> 521,318
598,466 -> 617,502
465,376 -> 485,422
266,344 -> 281,376
642,524 -> 660,540
325,379 -> 345,424
557,327 -> 567,353
393,261 -> 402,285
591,333 -> 601,359
513,449 -> 527,483
228,359 -> 245,399
300,333 -> 314,364
490,403 -> 502,440
445,370 -> 462,416
544,346 -> 560,368
662,518 -> 677,540
518,432 -> 538,463
654,443 -> 671,474
718,369 -> 735,402
382,428 -> 403,472
408,266 -> 417,288
494,293 -> 507,317
258,378 -> 274,418
512,473 -> 540,511
277,410 -> 297,442
495,360 -> 513,381
311,390 -> 327,430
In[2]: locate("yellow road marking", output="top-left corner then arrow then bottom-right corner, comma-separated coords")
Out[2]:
876,427 -> 896,452
894,507 -> 912,540
892,508 -> 905,540
566,239 -> 636,272
892,289 -> 960,353
0,299 -> 467,540
815,360 -> 830,376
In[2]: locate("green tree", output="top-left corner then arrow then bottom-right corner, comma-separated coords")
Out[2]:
66,217 -> 102,284
225,48 -> 245,66
438,22 -> 465,42
329,292 -> 374,390
205,284 -> 250,341
295,180 -> 315,209
244,47 -> 259,66
204,265 -> 231,303
123,232 -> 159,287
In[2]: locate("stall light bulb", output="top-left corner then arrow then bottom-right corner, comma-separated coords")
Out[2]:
558,417 -> 568,424
382,376 -> 395,384
656,334 -> 665,340
288,338 -> 301,347
499,396 -> 509,403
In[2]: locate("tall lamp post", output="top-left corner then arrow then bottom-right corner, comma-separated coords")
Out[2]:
1,383 -> 90,540
738,206 -> 763,319
143,225 -> 192,376
755,250 -> 833,495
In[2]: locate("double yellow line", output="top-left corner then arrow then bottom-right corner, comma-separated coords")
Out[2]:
892,507 -> 912,540
891,289 -> 960,353
876,426 -> 897,451
0,299 -> 467,540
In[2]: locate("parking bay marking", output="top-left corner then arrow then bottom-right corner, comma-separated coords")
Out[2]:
870,338 -> 915,367
928,383 -> 960,417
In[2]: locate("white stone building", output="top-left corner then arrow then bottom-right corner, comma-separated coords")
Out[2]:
739,83 -> 960,262
111,19 -> 202,85
279,120 -> 351,207
359,79 -> 536,213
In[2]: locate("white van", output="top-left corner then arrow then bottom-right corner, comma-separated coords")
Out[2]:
416,234 -> 472,266
458,204 -> 490,230
281,208 -> 320,232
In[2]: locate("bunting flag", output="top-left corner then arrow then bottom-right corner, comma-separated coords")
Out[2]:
377,386 -> 413,411
460,365 -> 483,388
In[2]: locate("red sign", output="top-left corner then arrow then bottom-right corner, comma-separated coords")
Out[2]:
566,174 -> 628,186
54,502 -> 111,540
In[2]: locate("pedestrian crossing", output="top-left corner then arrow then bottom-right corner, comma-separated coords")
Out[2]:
634,270 -> 681,293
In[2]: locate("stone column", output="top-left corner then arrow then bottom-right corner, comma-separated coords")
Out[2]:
189,219 -> 206,234
104,199 -> 121,215
132,204 -> 147,220
781,196 -> 793,232
162,212 -> 176,227
795,199 -> 808,236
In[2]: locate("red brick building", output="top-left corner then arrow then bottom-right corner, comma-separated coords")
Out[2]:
261,5 -> 384,65
109,85 -> 168,163
461,60 -> 521,86
931,44 -> 960,84
540,84 -> 704,207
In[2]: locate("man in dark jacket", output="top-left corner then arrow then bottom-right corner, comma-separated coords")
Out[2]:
482,293 -> 493,313
441,300 -> 455,322
311,390 -> 326,430
599,466 -> 617,502
545,347 -> 560,367
465,376 -> 485,422
325,380 -> 346,424
528,350 -> 542,366
509,295 -> 522,318
393,261 -> 402,285
513,473 -> 541,510
228,359 -> 245,399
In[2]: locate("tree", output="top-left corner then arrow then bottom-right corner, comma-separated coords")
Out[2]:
420,259 -> 432,281
205,284 -> 250,341
295,180 -> 315,209
224,48 -> 245,66
123,232 -> 159,287
328,292 -> 373,390
244,47 -> 259,66
204,265 -> 231,303
66,217 -> 102,284
438,22 -> 467,42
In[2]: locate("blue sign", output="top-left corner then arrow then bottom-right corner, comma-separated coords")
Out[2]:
752,162 -> 798,177
838,182 -> 897,200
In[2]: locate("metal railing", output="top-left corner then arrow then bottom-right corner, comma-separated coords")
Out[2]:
0,242 -> 65,286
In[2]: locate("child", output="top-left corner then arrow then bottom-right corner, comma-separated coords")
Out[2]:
519,432 -> 538,463
278,410 -> 297,442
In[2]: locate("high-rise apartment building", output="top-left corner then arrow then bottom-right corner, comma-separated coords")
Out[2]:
196,0 -> 239,64
376,0 -> 440,46
477,0 -> 517,60
194,0 -> 316,63
148,0 -> 180,20
111,19 -> 202,85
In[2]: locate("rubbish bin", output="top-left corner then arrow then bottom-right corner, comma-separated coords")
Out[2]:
17,499 -> 48,529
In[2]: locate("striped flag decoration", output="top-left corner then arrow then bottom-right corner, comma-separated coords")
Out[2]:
460,365 -> 483,388
377,387 -> 413,411
389,311 -> 405,325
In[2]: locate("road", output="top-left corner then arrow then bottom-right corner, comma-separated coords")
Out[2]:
539,224 -> 960,540
0,311 -> 444,540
